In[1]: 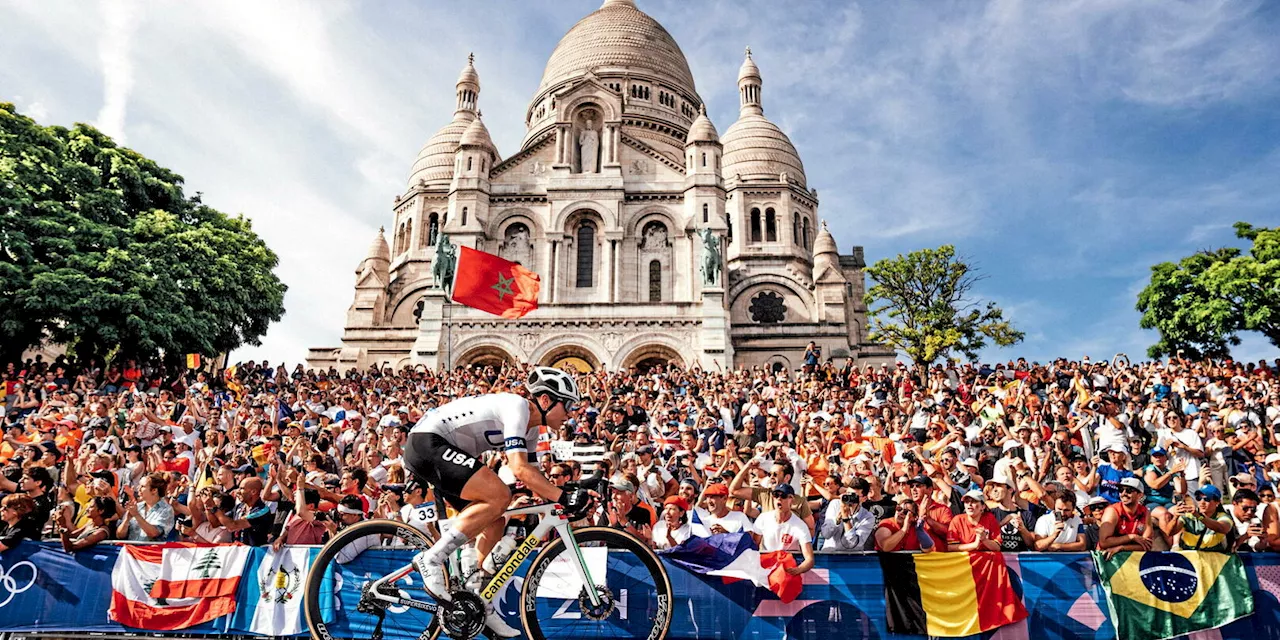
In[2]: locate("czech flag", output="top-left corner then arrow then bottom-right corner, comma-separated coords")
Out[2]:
449,246 -> 540,319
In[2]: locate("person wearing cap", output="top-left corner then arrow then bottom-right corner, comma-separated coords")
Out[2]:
1155,411 -> 1204,494
1096,443 -> 1137,504
1162,485 -> 1234,552
873,496 -> 936,552
948,490 -> 1001,551
729,458 -> 815,534
600,477 -> 653,545
1142,447 -> 1183,509
691,483 -> 753,536
396,481 -> 440,540
752,483 -> 815,576
652,495 -> 693,550
1098,477 -> 1154,552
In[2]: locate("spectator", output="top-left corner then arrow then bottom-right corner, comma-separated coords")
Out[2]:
217,476 -> 274,546
185,488 -> 235,543
1156,412 -> 1204,495
692,483 -> 753,536
1033,492 -> 1086,551
753,484 -> 814,576
58,495 -> 117,551
116,472 -> 175,542
729,457 -> 815,534
1227,488 -> 1271,552
903,475 -> 952,551
948,490 -> 1001,551
398,481 -> 440,539
652,496 -> 692,550
599,477 -> 653,545
873,496 -> 935,552
819,484 -> 875,551
1096,444 -> 1137,504
275,487 -> 328,547
1080,496 -> 1110,550
1166,485 -> 1234,551
0,494 -> 37,551
1098,477 -> 1153,552
1142,448 -> 1182,509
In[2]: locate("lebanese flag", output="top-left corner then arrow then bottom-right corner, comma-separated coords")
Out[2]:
110,543 -> 250,630
450,246 -> 540,318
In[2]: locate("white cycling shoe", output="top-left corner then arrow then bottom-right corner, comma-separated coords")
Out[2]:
412,552 -> 450,602
484,602 -> 521,639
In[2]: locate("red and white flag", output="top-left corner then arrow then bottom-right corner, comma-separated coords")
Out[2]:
110,543 -> 251,630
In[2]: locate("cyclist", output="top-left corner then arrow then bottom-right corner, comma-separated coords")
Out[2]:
406,366 -> 591,638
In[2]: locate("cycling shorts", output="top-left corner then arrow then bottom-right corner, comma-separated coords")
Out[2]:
404,432 -> 481,510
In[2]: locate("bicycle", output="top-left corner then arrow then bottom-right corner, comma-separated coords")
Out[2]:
303,499 -> 673,640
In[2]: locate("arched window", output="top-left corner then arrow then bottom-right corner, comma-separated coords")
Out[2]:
461,207 -> 468,226
750,208 -> 762,242
575,221 -> 595,288
427,213 -> 439,246
405,219 -> 414,252
701,152 -> 707,167
726,217 -> 733,241
466,157 -> 472,171
765,208 -> 777,242
793,215 -> 800,245
802,218 -> 812,250
702,204 -> 709,223
502,222 -> 533,267
648,260 -> 662,302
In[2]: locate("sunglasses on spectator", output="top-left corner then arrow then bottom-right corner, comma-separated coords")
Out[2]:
896,507 -> 916,516
549,472 -> 567,478
1119,487 -> 1141,495
771,490 -> 792,500
1239,504 -> 1258,513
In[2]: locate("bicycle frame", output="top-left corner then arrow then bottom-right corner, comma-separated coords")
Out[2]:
363,501 -> 604,611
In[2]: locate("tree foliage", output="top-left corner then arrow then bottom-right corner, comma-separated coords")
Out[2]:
1136,222 -> 1280,359
0,102 -> 286,363
863,245 -> 1024,365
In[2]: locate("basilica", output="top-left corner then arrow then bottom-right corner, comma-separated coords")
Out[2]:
307,0 -> 892,373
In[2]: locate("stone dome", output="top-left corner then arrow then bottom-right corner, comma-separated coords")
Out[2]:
406,112 -> 474,188
364,227 -> 390,264
537,0 -> 697,99
459,115 -> 498,158
686,105 -> 719,144
813,221 -> 838,257
721,114 -> 806,187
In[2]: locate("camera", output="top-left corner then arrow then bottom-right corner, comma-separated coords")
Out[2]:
841,493 -> 859,505
902,451 -> 917,463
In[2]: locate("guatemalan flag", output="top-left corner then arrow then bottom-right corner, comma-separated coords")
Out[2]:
231,546 -> 323,636
659,532 -> 803,603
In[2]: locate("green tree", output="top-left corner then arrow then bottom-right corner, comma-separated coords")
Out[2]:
1136,222 -> 1280,359
863,245 -> 1024,364
0,103 -> 286,364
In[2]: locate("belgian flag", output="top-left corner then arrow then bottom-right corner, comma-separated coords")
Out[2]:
879,551 -> 1027,637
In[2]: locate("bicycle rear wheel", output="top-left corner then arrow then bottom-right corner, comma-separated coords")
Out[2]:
519,527 -> 673,640
304,519 -> 444,640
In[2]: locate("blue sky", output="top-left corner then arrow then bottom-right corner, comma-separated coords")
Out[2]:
3,0 -> 1279,365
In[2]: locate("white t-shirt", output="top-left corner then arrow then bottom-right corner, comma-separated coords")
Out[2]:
753,510 -> 812,552
1033,513 -> 1082,544
692,507 -> 755,536
1157,428 -> 1204,480
400,501 -> 438,536
651,521 -> 693,550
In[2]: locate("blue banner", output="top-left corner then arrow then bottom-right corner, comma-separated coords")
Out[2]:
6,542 -> 1280,640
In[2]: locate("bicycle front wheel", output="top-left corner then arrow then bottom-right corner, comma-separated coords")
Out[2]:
519,527 -> 673,640
303,519 -> 444,640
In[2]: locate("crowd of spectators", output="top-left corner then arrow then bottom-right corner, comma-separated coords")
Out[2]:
3,353 -> 1280,569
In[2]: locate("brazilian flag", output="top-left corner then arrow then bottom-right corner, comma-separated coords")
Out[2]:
1093,551 -> 1253,640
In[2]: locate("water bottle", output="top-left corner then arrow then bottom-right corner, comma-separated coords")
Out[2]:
459,545 -> 479,580
483,533 -> 519,574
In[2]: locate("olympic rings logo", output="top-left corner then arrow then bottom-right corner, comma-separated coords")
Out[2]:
0,560 -> 37,608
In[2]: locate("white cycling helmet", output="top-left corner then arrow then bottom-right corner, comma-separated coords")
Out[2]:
526,366 -> 581,405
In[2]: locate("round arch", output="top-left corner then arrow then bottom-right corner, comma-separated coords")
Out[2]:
539,345 -> 600,372
625,206 -> 678,237
728,273 -> 817,311
456,344 -> 517,369
551,200 -> 616,233
560,95 -> 619,122
618,343 -> 685,371
766,354 -> 792,374
613,334 -> 692,370
488,208 -> 544,240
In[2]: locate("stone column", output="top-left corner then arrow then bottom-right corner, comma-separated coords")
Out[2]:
540,238 -> 554,303
548,240 -> 558,303
699,286 -> 733,369
601,237 -> 614,302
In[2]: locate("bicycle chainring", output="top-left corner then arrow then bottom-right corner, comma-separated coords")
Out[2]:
439,591 -> 486,639
578,584 -> 616,621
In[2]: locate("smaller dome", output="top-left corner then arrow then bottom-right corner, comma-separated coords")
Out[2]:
738,47 -> 761,83
813,221 -> 838,257
459,115 -> 498,155
406,112 -> 475,188
365,227 -> 390,263
686,104 -> 719,144
457,53 -> 479,87
721,114 -> 806,187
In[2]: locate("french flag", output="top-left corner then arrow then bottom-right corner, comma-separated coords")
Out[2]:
659,532 -> 802,603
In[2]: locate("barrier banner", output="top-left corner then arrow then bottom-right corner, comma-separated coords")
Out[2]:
6,543 -> 1280,640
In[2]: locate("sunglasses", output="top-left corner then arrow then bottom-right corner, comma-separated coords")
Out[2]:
771,491 -> 792,500
896,507 -> 916,515
1120,487 -> 1141,495
549,472 -> 567,478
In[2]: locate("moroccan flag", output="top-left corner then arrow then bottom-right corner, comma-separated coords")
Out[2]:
1093,551 -> 1253,640
450,246 -> 540,318
879,551 -> 1027,637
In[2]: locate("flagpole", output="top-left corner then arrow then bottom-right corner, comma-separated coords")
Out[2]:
445,298 -> 453,370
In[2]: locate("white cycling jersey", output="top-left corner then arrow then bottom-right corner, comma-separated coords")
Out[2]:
410,393 -> 537,457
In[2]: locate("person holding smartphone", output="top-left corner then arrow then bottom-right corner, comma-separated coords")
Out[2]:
1033,492 -> 1086,551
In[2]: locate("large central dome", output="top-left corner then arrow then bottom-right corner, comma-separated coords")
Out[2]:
537,0 -> 697,99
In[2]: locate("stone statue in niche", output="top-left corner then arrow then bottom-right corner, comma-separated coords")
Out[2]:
577,112 -> 600,174
699,227 -> 722,287
432,232 -> 457,296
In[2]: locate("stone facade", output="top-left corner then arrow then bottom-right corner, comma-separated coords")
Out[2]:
307,0 -> 893,372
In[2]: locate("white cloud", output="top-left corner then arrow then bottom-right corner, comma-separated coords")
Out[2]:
93,0 -> 141,142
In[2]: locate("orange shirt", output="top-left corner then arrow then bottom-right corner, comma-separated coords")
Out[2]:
947,511 -> 1000,546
